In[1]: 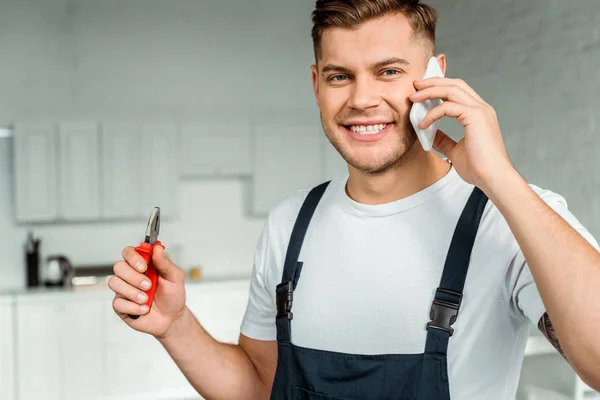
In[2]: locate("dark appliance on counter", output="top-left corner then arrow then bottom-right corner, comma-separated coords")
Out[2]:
43,255 -> 74,287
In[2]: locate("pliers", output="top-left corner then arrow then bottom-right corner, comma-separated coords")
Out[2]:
129,207 -> 164,319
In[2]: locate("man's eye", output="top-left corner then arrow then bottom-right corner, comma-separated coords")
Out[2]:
382,69 -> 400,76
329,75 -> 348,82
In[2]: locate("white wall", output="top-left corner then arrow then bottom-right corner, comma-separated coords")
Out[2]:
0,0 -> 319,121
0,0 -> 324,289
434,0 -> 600,237
1,0 -> 599,295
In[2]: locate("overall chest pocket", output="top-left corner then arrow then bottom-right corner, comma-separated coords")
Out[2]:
293,386 -> 354,400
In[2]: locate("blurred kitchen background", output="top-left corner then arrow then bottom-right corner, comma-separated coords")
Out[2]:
0,0 -> 599,399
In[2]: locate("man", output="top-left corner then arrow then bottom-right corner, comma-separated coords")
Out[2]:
109,0 -> 600,399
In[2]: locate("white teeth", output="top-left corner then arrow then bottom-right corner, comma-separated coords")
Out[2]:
349,124 -> 387,135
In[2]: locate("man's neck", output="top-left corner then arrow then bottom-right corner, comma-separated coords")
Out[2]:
345,145 -> 452,205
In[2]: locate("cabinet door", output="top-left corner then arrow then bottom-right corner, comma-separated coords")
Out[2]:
179,122 -> 252,178
186,281 -> 250,345
101,123 -> 141,219
16,300 -> 61,400
104,297 -> 189,397
58,123 -> 101,220
140,124 -> 179,220
252,123 -> 323,215
0,298 -> 15,400
13,123 -> 59,222
59,301 -> 104,400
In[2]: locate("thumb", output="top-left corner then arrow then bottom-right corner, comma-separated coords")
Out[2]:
432,129 -> 457,159
151,245 -> 181,281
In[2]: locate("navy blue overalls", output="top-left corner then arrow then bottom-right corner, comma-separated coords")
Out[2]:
269,180 -> 489,400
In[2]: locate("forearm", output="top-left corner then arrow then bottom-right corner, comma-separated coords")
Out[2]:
482,169 -> 600,390
157,307 -> 270,400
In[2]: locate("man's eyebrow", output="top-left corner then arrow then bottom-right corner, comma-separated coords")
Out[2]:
371,57 -> 410,69
320,57 -> 410,74
321,64 -> 350,74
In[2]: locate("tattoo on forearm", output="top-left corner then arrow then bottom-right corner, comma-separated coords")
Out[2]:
538,312 -> 565,358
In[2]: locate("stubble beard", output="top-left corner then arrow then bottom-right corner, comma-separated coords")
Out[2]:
320,113 -> 418,174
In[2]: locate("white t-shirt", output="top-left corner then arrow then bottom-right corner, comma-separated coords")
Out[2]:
240,166 -> 599,400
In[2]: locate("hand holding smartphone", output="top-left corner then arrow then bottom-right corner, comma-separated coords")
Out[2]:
409,57 -> 445,151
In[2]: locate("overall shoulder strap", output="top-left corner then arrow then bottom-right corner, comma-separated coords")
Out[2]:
276,181 -> 331,342
425,186 -> 489,354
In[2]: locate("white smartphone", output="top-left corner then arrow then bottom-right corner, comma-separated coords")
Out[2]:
409,56 -> 444,151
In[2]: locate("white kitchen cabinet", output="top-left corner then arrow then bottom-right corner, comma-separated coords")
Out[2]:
15,294 -> 105,400
58,123 -> 101,220
321,135 -> 348,181
15,298 -> 61,400
104,299 -> 188,397
185,280 -> 250,344
140,124 -> 179,220
13,123 -> 59,222
179,122 -> 252,178
103,280 -> 250,399
58,300 -> 105,400
104,333 -> 189,397
101,123 -> 142,219
252,122 -> 324,215
8,281 -> 249,400
0,297 -> 15,400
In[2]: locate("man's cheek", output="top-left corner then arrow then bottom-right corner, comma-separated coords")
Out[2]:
323,95 -> 344,117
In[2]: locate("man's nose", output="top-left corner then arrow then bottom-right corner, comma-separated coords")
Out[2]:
347,78 -> 382,110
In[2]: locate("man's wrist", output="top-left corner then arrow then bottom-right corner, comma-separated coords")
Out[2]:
477,164 -> 523,202
156,306 -> 195,343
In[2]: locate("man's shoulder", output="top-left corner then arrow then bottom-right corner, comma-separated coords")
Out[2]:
476,180 -> 596,251
266,179 -> 337,229
253,180 -> 338,283
267,187 -> 311,227
480,181 -> 569,226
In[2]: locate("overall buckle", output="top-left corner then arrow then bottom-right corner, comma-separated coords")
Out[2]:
426,288 -> 462,336
276,281 -> 294,320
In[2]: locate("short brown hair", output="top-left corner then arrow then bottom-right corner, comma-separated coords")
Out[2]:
311,0 -> 438,62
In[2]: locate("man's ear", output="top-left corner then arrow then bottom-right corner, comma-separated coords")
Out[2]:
435,53 -> 447,76
311,64 -> 319,105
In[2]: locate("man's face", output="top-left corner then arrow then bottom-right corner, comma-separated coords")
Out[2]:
311,13 -> 444,174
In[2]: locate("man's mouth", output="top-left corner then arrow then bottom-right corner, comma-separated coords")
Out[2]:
341,122 -> 394,142
346,123 -> 388,135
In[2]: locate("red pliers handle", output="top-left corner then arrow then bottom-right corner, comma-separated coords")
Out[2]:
136,240 -> 164,309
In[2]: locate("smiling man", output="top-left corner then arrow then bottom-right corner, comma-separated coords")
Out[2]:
109,1 -> 600,399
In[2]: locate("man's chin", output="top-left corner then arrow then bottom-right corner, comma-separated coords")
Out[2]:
345,156 -> 399,174
343,142 -> 419,174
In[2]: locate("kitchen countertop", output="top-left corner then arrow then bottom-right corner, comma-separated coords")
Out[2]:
0,273 -> 251,299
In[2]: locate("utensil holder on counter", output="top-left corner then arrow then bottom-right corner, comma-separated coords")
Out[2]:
26,248 -> 40,287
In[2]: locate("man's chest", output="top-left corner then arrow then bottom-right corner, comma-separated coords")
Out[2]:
280,235 -> 513,355
286,241 -> 451,354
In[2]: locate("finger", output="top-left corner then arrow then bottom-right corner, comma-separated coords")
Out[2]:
409,85 -> 478,106
415,77 -> 485,104
152,246 -> 185,282
122,246 -> 148,273
112,294 -> 149,318
432,129 -> 458,158
108,275 -> 149,305
419,101 -> 472,130
113,260 -> 153,292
